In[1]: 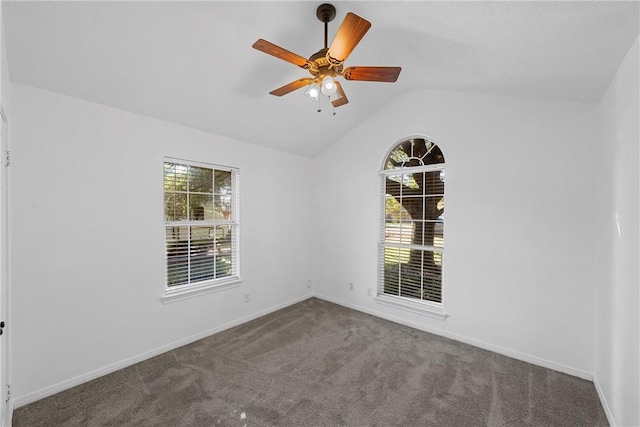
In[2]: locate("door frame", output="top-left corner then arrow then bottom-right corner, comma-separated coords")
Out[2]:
0,106 -> 11,426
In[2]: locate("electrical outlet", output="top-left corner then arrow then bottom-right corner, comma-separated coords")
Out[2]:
349,282 -> 354,291
368,288 -> 372,297
307,280 -> 312,289
244,293 -> 250,303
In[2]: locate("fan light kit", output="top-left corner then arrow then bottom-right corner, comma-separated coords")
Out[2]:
252,3 -> 401,114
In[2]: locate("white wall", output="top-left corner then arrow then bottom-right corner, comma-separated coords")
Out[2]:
9,83 -> 314,403
0,6 -> 9,112
313,88 -> 600,377
595,36 -> 639,427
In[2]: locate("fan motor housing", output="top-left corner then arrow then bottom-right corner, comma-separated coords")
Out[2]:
308,48 -> 343,78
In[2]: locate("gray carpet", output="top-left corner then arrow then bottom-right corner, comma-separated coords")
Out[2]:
14,298 -> 607,426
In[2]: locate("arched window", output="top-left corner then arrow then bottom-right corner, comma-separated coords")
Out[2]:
378,137 -> 445,318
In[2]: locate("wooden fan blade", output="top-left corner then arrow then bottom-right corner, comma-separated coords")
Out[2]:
327,13 -> 371,64
332,81 -> 349,107
252,39 -> 311,69
269,78 -> 314,96
343,66 -> 401,82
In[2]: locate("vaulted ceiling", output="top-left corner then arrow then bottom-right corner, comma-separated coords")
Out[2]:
4,1 -> 639,157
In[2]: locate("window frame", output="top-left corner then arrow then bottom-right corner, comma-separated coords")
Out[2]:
376,139 -> 447,320
161,157 -> 241,303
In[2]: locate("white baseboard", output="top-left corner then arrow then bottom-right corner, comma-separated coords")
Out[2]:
13,294 -> 312,408
313,293 -> 594,381
593,375 -> 616,426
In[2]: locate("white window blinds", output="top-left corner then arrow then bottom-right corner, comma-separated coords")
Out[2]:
164,159 -> 239,291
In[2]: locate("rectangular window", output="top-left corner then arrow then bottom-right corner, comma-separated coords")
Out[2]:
378,164 -> 445,319
163,158 -> 239,300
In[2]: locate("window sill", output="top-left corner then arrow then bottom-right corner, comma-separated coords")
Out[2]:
374,294 -> 447,320
161,277 -> 242,304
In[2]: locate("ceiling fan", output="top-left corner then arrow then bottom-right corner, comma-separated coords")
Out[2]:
252,3 -> 401,110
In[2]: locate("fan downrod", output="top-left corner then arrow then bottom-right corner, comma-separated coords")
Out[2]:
316,4 -> 336,50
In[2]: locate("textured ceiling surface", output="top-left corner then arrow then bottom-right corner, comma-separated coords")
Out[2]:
4,1 -> 639,157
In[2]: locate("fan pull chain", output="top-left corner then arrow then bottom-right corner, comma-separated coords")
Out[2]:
312,93 -> 338,115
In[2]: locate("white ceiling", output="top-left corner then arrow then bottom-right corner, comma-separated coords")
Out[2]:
4,1 -> 639,157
